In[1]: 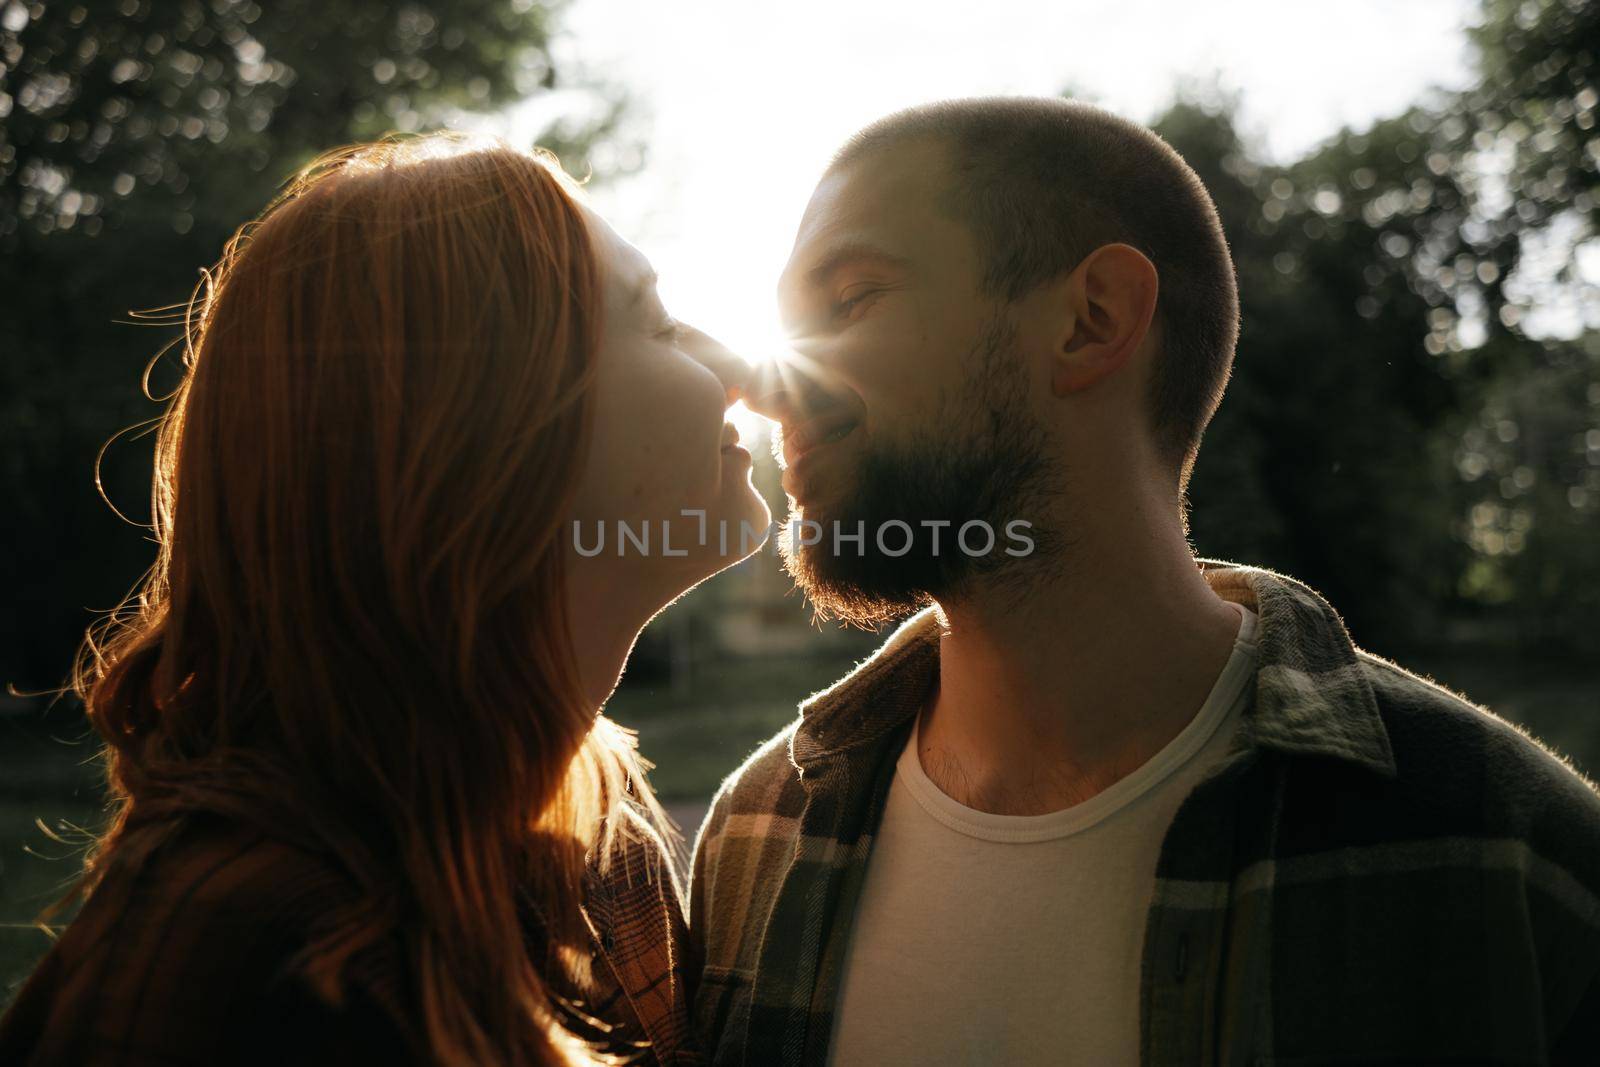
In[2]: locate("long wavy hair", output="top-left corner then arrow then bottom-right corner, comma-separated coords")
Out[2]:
66,134 -> 669,1065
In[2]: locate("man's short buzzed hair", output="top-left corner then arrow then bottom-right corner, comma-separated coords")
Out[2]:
831,97 -> 1241,492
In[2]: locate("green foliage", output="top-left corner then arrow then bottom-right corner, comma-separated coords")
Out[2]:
1466,0 -> 1598,240
1444,0 -> 1600,649
1160,101 -> 1468,646
1,0 -> 587,244
1159,0 -> 1598,656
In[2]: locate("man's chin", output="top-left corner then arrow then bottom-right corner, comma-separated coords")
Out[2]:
778,505 -> 936,629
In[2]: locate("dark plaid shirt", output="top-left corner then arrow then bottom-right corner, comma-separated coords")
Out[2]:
0,803 -> 702,1065
688,560 -> 1600,1065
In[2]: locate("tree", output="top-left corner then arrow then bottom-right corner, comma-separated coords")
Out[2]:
1156,98 -> 1475,650
1436,0 -> 1600,651
1166,0 -> 1599,655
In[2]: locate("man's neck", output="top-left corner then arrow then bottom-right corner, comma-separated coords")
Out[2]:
918,493 -> 1243,817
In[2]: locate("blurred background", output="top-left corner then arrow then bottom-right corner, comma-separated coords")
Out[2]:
2,0 -> 1597,1004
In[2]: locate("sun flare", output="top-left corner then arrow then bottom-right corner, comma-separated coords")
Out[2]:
652,267 -> 794,449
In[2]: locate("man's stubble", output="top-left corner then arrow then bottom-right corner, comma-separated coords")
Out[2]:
779,310 -> 1067,628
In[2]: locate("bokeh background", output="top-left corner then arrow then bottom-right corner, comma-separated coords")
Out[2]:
3,0 -> 1598,1004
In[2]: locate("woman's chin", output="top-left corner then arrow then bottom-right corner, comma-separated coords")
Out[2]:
682,489 -> 772,577
734,486 -> 773,550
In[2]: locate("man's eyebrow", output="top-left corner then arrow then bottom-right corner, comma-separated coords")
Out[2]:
800,242 -> 910,288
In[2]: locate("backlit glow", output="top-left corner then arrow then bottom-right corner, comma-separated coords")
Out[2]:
483,0 -> 1478,446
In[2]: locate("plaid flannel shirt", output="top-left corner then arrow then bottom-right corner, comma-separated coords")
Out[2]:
688,559 -> 1600,1065
578,803 -> 704,1065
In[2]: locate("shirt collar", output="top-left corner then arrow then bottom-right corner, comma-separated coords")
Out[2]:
789,559 -> 1397,780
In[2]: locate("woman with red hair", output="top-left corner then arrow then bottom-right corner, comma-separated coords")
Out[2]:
0,134 -> 769,1065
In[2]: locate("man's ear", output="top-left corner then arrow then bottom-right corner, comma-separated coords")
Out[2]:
1051,243 -> 1159,397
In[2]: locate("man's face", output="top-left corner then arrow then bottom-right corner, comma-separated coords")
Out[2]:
760,139 -> 1057,624
772,139 -> 991,508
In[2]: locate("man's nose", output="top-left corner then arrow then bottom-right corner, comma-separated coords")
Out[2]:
677,324 -> 750,407
742,354 -> 847,426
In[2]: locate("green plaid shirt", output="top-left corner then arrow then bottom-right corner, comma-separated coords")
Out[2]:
687,560 -> 1600,1064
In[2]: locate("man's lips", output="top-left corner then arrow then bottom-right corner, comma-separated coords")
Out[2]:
781,411 -> 860,468
720,421 -> 743,450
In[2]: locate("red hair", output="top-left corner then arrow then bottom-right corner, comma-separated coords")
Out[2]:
70,134 -> 667,1064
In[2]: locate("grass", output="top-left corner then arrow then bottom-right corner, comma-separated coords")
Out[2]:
3,646 -> 1594,1011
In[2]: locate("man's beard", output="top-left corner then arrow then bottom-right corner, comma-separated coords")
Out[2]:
779,312 -> 1062,628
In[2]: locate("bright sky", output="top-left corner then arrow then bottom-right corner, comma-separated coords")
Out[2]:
484,0 -> 1481,433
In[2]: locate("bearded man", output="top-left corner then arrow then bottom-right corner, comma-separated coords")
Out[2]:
688,97 -> 1600,1066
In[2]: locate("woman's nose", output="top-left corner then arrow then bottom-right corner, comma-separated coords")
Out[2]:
677,324 -> 751,406
740,360 -> 790,422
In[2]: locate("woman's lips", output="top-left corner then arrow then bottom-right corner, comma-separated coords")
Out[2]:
720,420 -> 752,468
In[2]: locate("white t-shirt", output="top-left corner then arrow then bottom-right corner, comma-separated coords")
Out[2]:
826,603 -> 1259,1066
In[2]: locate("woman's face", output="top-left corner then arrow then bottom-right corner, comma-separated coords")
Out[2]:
565,207 -> 771,610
